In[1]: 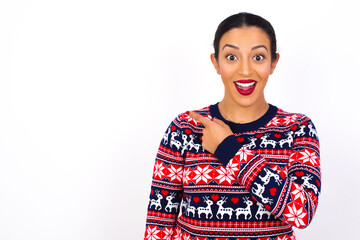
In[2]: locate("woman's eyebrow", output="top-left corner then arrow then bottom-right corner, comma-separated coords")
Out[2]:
222,44 -> 268,52
251,45 -> 268,51
222,44 -> 239,50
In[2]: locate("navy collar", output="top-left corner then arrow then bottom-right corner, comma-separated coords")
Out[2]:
209,103 -> 278,133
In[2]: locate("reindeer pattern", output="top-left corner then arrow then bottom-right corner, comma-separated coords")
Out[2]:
149,190 -> 163,211
163,125 -> 204,155
291,174 -> 319,195
162,114 -> 318,157
251,167 -> 283,205
232,121 -> 317,151
160,116 -> 317,215
165,192 -> 180,212
180,194 -> 274,221
234,197 -> 253,220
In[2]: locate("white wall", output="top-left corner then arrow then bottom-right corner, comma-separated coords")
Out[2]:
0,0 -> 358,239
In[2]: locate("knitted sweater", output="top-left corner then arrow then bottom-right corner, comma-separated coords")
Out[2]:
144,103 -> 321,240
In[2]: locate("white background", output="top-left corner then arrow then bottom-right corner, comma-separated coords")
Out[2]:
0,0 -> 359,239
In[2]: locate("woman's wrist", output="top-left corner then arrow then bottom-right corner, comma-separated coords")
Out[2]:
214,135 -> 242,165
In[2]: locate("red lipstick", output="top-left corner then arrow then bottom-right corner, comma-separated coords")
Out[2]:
234,79 -> 257,96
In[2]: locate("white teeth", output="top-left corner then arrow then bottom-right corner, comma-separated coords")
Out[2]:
235,82 -> 256,88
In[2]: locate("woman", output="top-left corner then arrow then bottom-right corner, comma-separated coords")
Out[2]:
144,12 -> 321,240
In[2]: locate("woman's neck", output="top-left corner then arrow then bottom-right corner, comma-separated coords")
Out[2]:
218,98 -> 269,124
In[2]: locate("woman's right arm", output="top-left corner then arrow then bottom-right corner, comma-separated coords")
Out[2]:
144,116 -> 185,240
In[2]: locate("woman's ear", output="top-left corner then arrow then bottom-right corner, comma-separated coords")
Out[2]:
270,53 -> 280,74
210,53 -> 220,74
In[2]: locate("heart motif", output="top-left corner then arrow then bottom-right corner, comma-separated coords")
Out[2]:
256,134 -> 263,138
193,197 -> 200,203
291,125 -> 298,131
270,188 -> 277,196
295,171 -> 304,177
161,190 -> 168,196
274,134 -> 281,139
211,194 -> 219,201
171,125 -> 176,131
184,129 -> 192,134
237,137 -> 245,143
231,197 -> 239,204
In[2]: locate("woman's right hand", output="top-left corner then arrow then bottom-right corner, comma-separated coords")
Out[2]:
188,111 -> 233,154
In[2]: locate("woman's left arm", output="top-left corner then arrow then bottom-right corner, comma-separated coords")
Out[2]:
189,112 -> 321,229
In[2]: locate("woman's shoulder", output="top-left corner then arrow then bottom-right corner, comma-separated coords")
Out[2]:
275,106 -> 314,123
171,105 -> 212,129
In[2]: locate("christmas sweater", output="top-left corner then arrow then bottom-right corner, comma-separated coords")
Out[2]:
144,103 -> 321,240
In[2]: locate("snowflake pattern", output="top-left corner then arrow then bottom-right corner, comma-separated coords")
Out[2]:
183,114 -> 201,126
153,160 -> 166,179
162,227 -> 173,240
214,166 -> 235,185
145,226 -> 161,240
298,149 -> 320,166
275,235 -> 290,240
182,232 -> 192,240
193,165 -> 213,184
194,237 -> 209,240
183,167 -> 193,185
284,202 -> 308,228
266,116 -> 282,127
291,183 -> 306,205
167,165 -> 183,183
173,226 -> 182,240
288,151 -> 299,165
233,147 -> 255,163
282,115 -> 298,126
226,158 -> 240,176
146,108 -> 321,239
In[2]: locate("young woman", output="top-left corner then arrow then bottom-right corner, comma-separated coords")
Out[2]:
144,12 -> 321,240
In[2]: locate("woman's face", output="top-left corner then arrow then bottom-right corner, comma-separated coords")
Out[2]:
211,26 -> 279,108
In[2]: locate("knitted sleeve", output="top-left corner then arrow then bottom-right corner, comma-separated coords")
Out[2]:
214,116 -> 321,229
144,116 -> 185,240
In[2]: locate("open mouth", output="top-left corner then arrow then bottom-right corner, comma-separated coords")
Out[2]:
234,80 -> 257,96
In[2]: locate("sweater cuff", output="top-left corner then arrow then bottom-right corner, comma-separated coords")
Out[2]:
214,135 -> 242,166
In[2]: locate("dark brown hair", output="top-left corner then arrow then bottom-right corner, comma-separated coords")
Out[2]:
213,12 -> 277,61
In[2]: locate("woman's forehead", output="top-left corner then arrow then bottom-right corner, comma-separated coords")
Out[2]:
219,27 -> 271,50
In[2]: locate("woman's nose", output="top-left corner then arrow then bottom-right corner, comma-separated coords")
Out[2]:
238,60 -> 250,76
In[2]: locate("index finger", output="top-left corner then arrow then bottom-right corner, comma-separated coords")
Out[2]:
188,111 -> 212,127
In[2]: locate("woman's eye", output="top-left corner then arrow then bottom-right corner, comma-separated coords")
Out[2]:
226,54 -> 237,61
253,54 -> 264,61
